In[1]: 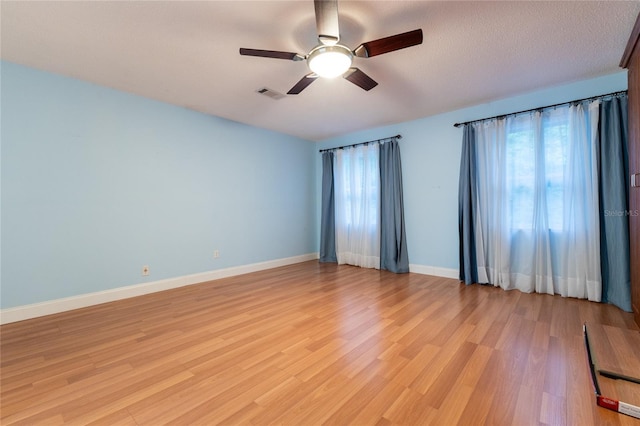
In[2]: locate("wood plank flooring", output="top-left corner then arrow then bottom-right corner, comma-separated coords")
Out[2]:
1,261 -> 639,425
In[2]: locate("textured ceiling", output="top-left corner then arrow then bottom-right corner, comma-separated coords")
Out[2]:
2,1 -> 639,141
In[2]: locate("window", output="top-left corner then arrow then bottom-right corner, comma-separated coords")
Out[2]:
461,93 -> 630,307
462,101 -> 601,299
320,138 -> 409,273
333,144 -> 380,269
335,147 -> 379,232
505,110 -> 568,231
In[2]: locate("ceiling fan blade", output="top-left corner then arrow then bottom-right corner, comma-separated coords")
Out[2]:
287,73 -> 318,95
239,48 -> 304,61
353,29 -> 423,58
344,68 -> 378,91
314,0 -> 340,45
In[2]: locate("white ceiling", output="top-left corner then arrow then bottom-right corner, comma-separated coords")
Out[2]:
2,1 -> 639,141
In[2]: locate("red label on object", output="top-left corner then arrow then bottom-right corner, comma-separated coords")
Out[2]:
598,396 -> 619,411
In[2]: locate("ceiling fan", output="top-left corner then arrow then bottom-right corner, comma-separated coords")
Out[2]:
239,0 -> 423,95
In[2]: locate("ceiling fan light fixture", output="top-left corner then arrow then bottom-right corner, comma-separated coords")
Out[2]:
307,44 -> 353,78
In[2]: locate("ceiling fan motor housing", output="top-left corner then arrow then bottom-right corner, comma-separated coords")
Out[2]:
307,44 -> 354,78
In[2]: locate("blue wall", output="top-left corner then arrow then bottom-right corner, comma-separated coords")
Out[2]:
317,72 -> 629,273
1,60 -> 629,310
1,61 -> 317,309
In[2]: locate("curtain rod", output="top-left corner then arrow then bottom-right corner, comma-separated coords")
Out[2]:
453,90 -> 627,128
318,134 -> 402,153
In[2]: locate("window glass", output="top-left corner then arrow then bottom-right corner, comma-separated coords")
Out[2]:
505,109 -> 568,231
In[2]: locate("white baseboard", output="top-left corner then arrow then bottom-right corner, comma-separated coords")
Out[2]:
0,253 -> 319,325
409,264 -> 459,279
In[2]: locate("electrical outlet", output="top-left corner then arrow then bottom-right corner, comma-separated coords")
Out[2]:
213,250 -> 220,259
142,265 -> 150,276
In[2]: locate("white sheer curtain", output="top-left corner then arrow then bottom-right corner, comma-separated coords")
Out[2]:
334,144 -> 380,268
560,101 -> 601,299
472,101 -> 601,301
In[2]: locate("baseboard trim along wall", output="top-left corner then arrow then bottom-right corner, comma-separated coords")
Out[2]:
0,253 -> 319,325
0,257 -> 460,325
409,264 -> 459,279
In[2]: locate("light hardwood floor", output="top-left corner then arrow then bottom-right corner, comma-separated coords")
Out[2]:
1,261 -> 639,425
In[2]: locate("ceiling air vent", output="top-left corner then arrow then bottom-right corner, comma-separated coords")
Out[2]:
256,87 -> 285,100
